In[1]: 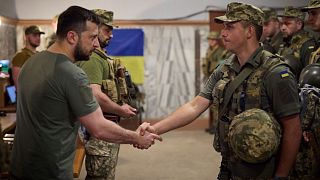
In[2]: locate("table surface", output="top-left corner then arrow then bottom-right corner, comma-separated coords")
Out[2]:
0,113 -> 16,134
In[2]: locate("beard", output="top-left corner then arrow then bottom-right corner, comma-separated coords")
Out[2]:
74,41 -> 91,61
99,37 -> 110,49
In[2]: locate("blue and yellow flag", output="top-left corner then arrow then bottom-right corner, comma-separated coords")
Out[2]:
106,29 -> 144,84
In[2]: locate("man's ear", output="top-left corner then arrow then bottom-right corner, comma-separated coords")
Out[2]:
296,20 -> 303,30
66,31 -> 79,45
246,25 -> 255,39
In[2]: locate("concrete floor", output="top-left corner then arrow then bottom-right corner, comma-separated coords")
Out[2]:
75,130 -> 221,180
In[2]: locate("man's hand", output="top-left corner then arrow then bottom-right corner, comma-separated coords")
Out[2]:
136,122 -> 157,136
120,103 -> 137,118
134,131 -> 162,149
133,122 -> 160,149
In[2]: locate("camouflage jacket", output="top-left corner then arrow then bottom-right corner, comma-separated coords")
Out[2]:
213,50 -> 285,178
278,30 -> 316,68
202,45 -> 230,78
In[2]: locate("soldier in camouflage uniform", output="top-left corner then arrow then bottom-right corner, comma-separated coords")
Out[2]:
278,7 -> 316,75
77,9 -> 137,180
202,31 -> 230,134
138,3 -> 302,179
302,0 -> 320,64
12,25 -> 44,89
261,8 -> 283,54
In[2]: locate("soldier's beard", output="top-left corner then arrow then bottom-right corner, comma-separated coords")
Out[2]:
74,41 -> 91,61
99,37 -> 110,49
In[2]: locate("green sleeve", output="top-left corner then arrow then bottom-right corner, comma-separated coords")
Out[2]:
79,55 -> 104,85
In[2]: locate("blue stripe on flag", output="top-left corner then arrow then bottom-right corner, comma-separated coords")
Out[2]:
106,29 -> 144,56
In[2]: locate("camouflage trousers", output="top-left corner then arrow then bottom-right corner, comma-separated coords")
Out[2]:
289,142 -> 313,180
85,137 -> 120,180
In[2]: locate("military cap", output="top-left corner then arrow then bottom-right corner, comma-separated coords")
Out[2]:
92,9 -> 118,28
301,0 -> 320,11
262,8 -> 278,22
207,31 -> 220,40
228,108 -> 281,163
278,6 -> 305,20
24,25 -> 45,35
214,2 -> 265,26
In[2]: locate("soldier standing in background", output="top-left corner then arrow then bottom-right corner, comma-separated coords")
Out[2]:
302,0 -> 320,64
12,25 -> 44,89
46,14 -> 59,48
76,9 -> 137,180
278,7 -> 316,76
202,31 -> 230,134
261,8 -> 283,53
137,2 -> 301,179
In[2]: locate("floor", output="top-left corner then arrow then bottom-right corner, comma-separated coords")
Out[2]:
75,130 -> 221,180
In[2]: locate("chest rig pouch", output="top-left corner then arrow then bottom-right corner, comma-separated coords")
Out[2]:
212,51 -> 285,179
95,49 -> 119,103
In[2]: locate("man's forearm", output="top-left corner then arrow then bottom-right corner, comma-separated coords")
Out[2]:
275,115 -> 302,177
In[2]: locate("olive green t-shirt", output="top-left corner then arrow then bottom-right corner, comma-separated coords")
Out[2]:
199,47 -> 300,119
11,48 -> 35,68
10,51 -> 99,179
77,49 -> 111,85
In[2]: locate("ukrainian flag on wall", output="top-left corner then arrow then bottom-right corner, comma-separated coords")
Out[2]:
106,28 -> 144,84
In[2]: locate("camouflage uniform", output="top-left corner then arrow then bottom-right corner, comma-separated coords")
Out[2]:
261,8 -> 284,54
77,10 -> 122,180
302,0 -> 320,64
202,3 -> 301,179
202,31 -> 231,134
202,31 -> 230,78
278,7 -> 316,70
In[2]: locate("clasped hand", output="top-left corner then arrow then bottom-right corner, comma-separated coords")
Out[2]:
133,122 -> 160,149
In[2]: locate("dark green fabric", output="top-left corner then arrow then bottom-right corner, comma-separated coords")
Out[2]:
10,51 -> 99,180
77,49 -> 112,85
199,47 -> 300,119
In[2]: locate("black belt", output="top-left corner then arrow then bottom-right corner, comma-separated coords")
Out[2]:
103,113 -> 120,123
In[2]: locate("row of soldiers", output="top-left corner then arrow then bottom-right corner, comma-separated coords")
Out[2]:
202,1 -> 320,179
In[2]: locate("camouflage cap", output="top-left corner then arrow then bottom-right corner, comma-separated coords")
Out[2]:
228,108 -> 282,163
207,31 -> 220,39
262,8 -> 278,22
278,6 -> 305,20
214,2 -> 265,26
92,9 -> 118,28
301,0 -> 320,11
24,25 -> 45,35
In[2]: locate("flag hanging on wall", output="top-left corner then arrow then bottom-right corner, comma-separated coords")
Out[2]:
105,28 -> 144,84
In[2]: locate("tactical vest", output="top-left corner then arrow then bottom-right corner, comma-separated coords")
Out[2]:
309,46 -> 320,64
94,49 -> 119,103
212,50 -> 285,178
279,31 -> 313,61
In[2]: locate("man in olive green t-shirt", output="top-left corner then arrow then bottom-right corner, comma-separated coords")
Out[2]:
9,6 -> 161,180
12,25 -> 44,89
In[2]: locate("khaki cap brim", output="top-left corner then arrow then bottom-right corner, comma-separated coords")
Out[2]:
301,6 -> 320,12
214,15 -> 240,24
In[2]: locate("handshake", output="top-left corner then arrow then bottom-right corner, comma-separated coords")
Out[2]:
133,122 -> 161,149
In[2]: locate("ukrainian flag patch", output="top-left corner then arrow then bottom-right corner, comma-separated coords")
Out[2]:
280,69 -> 289,78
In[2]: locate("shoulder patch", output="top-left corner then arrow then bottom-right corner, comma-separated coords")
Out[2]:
280,69 -> 289,78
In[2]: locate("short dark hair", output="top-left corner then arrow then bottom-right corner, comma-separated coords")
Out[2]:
56,6 -> 100,39
241,21 -> 263,41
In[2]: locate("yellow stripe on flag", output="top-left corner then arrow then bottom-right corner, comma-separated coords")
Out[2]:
281,73 -> 289,78
111,56 -> 144,84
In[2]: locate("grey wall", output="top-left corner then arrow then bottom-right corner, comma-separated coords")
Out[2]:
0,0 -> 17,18
13,0 -> 308,20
